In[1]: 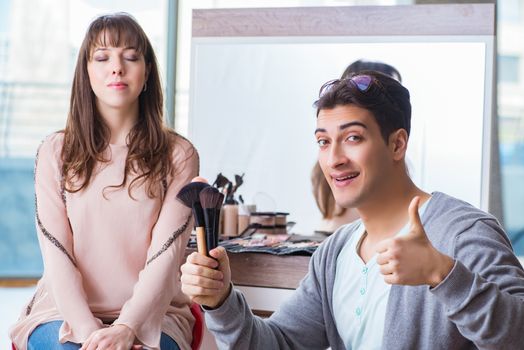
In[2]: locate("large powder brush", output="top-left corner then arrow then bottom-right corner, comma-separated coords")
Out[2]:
176,179 -> 210,256
199,186 -> 225,252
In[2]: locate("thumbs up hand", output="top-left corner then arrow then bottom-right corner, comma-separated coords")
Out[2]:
376,196 -> 454,287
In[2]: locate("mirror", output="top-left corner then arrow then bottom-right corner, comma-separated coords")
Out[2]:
188,5 -> 495,234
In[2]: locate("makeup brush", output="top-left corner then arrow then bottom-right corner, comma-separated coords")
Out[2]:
212,173 -> 230,188
199,186 -> 225,252
176,178 -> 210,256
232,173 -> 244,194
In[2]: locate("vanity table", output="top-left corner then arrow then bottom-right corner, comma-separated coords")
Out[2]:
185,248 -> 311,316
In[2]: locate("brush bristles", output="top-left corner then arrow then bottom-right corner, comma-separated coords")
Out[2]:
176,182 -> 209,227
199,187 -> 225,210
176,182 -> 210,208
192,202 -> 206,228
200,187 -> 224,251
213,173 -> 230,188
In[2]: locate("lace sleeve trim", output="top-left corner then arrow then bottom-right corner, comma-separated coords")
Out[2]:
34,138 -> 76,267
146,215 -> 191,265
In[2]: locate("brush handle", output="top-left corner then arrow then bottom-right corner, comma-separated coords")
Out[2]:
214,208 -> 221,248
195,226 -> 208,256
203,208 -> 218,252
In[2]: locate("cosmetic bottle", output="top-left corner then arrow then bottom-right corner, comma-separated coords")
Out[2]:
237,204 -> 249,235
222,199 -> 239,236
238,204 -> 256,235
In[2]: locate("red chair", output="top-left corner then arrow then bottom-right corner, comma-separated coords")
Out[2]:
190,302 -> 204,350
12,305 -> 204,350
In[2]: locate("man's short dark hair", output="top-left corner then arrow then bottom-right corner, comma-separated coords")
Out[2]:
342,59 -> 402,82
314,71 -> 411,143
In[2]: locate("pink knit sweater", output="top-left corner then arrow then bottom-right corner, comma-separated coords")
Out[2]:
10,132 -> 198,350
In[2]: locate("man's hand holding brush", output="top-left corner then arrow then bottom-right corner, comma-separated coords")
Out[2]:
181,247 -> 232,309
177,176 -> 231,308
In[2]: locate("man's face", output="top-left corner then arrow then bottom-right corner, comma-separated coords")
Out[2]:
315,104 -> 397,209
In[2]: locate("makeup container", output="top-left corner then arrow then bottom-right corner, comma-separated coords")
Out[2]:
249,212 -> 276,235
275,212 -> 289,234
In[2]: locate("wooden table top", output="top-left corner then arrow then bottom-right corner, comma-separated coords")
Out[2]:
185,248 -> 311,289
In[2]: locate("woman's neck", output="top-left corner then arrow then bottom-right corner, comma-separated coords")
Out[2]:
98,102 -> 139,146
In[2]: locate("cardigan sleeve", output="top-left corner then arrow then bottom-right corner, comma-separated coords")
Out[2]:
113,136 -> 198,349
204,234 -> 333,349
34,134 -> 104,343
430,219 -> 524,349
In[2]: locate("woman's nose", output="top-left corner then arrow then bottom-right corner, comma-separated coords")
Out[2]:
112,66 -> 123,75
112,59 -> 124,76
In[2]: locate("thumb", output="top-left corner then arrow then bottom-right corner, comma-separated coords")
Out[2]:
408,196 -> 424,235
209,246 -> 230,272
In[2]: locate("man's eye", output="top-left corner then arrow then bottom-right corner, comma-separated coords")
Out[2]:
317,139 -> 328,147
347,135 -> 361,142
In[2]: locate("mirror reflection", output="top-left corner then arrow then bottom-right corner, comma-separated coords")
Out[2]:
190,38 -> 491,234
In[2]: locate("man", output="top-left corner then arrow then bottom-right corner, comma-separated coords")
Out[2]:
312,59 -> 401,235
180,71 -> 524,349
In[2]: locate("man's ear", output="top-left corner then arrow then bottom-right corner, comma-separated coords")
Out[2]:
388,129 -> 408,161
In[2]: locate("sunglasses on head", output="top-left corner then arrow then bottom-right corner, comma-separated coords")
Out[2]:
319,75 -> 369,96
319,74 -> 398,107
349,74 -> 375,92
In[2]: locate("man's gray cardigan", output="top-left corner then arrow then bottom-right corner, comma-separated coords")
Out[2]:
205,192 -> 524,349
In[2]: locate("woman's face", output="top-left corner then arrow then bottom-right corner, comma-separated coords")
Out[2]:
87,33 -> 149,116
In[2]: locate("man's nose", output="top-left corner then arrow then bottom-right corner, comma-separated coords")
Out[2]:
327,143 -> 348,169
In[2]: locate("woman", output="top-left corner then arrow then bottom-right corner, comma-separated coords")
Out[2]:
10,13 -> 198,350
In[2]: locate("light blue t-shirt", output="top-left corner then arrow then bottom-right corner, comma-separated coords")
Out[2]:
333,199 -> 430,349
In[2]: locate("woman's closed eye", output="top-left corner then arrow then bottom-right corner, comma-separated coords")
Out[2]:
93,55 -> 108,62
124,54 -> 140,62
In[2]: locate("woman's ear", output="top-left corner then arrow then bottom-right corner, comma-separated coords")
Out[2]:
389,129 -> 408,161
145,63 -> 151,83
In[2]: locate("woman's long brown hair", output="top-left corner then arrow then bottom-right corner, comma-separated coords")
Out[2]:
311,162 -> 346,219
62,13 -> 173,199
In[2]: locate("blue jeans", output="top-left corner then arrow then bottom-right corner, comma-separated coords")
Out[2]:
28,321 -> 180,350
